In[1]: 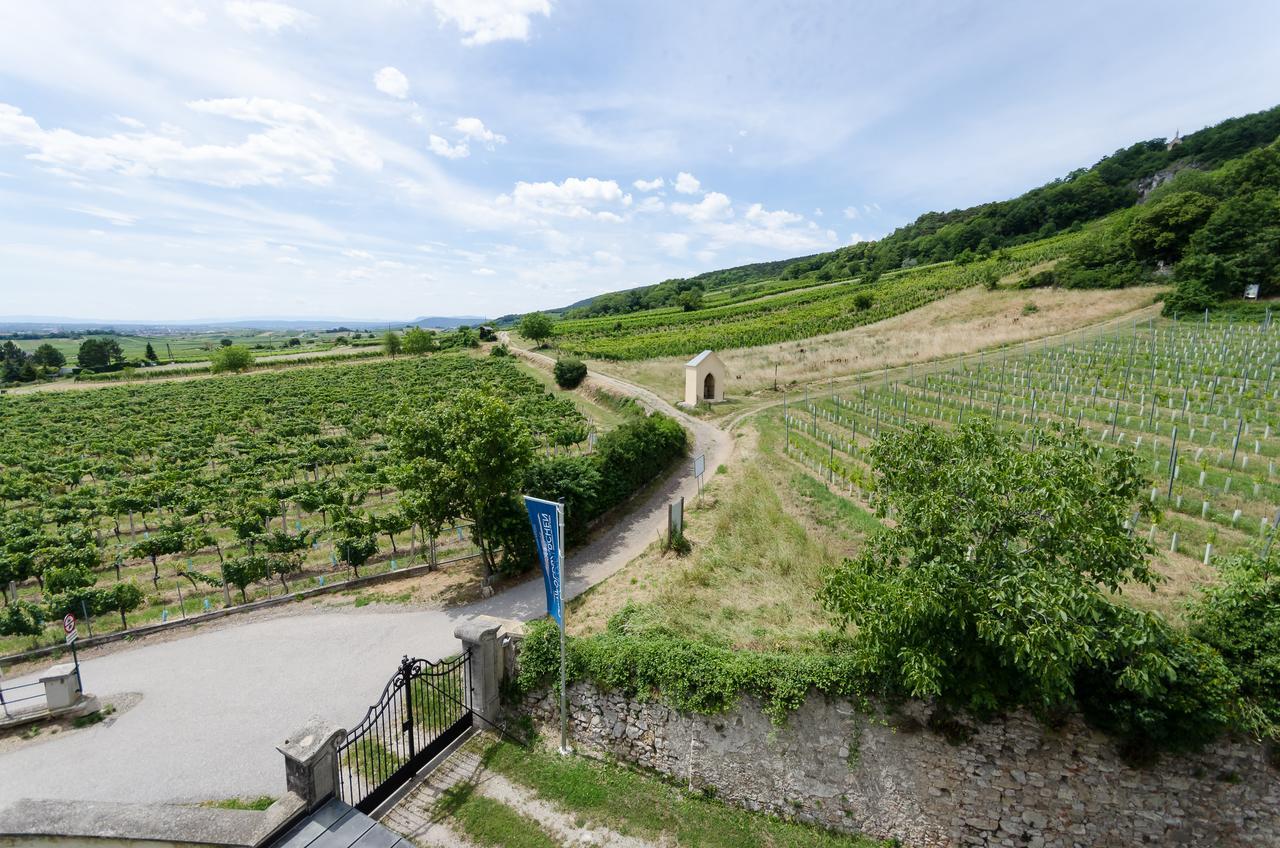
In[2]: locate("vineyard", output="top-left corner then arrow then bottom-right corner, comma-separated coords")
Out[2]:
0,354 -> 590,655
548,232 -> 1085,360
779,312 -> 1280,585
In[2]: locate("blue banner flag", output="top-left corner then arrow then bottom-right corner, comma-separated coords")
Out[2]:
523,495 -> 564,628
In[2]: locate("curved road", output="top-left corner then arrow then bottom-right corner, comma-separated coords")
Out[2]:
0,355 -> 731,806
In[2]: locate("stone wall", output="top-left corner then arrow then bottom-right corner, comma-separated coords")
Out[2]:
519,684 -> 1278,847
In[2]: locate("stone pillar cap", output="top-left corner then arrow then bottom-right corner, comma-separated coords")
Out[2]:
454,618 -> 502,642
277,716 -> 346,764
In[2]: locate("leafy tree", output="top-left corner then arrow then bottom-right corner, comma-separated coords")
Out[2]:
105,582 -> 144,628
332,511 -> 378,577
77,337 -> 124,370
210,345 -> 255,373
383,331 -> 403,355
376,510 -> 411,556
261,529 -> 312,591
144,342 -> 159,362
553,357 -> 588,389
223,554 -> 267,603
220,338 -> 233,347
518,312 -> 555,347
678,290 -> 703,311
819,420 -> 1161,714
392,389 -> 534,579
44,563 -> 95,595
32,343 -> 66,369
402,327 -> 436,354
1126,191 -> 1219,264
852,292 -> 874,311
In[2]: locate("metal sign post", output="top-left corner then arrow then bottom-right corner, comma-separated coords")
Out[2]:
63,614 -> 82,692
693,453 -> 706,496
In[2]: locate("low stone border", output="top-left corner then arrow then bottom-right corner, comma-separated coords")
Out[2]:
0,553 -> 480,667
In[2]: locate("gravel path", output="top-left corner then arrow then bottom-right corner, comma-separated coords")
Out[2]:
0,356 -> 730,806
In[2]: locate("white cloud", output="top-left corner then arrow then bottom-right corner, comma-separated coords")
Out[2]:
633,177 -> 664,192
71,206 -> 139,227
428,134 -> 469,159
453,117 -> 506,146
656,233 -> 690,257
813,207 -> 823,217
744,202 -> 803,228
635,196 -> 665,214
225,1 -> 309,32
342,249 -> 373,259
500,176 -> 627,220
473,267 -> 497,275
0,99 -> 380,188
163,5 -> 208,26
115,115 -> 145,130
671,191 -> 731,223
843,206 -> 860,219
674,171 -> 700,194
428,0 -> 551,46
374,67 -> 410,99
850,232 -> 867,244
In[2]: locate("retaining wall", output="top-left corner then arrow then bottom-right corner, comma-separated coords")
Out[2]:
520,684 -> 1279,847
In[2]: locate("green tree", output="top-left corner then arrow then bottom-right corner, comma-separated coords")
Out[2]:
518,312 -> 555,347
0,600 -> 44,637
1126,191 -> 1219,264
223,554 -> 267,603
144,342 -> 159,362
402,327 -> 436,354
220,338 -> 233,347
130,523 -> 186,587
392,389 -> 534,579
105,582 -> 144,628
261,529 -> 312,591
819,420 -> 1161,714
383,330 -> 403,355
77,337 -> 124,370
678,290 -> 704,312
32,343 -> 66,369
210,345 -> 255,373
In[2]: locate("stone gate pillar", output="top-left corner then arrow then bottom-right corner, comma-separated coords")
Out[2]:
278,717 -> 346,811
454,619 -> 502,726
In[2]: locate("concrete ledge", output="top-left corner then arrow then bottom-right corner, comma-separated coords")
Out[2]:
0,793 -> 306,848
0,694 -> 99,732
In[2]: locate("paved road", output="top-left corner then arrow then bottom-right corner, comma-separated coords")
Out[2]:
0,360 -> 730,805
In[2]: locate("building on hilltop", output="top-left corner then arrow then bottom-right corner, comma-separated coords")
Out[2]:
1167,129 -> 1183,151
684,349 -> 726,406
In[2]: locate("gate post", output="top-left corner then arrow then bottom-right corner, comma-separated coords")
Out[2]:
278,717 -> 346,811
454,619 -> 502,725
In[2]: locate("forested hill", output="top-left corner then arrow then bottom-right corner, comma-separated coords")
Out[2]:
528,104 -> 1279,321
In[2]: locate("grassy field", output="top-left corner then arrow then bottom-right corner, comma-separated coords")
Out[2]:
569,417 -> 877,651
589,283 -> 1164,406
4,330 -> 364,364
529,231 -> 1085,361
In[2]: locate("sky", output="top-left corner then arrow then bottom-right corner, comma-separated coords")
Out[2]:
1,1 -> 1278,323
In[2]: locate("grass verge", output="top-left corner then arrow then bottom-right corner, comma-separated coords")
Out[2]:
435,783 -> 559,848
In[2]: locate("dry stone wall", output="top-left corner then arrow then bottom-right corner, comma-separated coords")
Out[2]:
519,684 -> 1278,847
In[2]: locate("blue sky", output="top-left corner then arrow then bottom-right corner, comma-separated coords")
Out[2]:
1,1 -> 1278,322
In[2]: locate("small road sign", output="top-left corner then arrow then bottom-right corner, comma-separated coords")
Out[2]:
63,613 -> 78,645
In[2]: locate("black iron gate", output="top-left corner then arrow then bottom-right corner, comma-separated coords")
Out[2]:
337,652 -> 472,813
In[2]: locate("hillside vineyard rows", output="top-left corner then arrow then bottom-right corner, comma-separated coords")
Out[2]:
0,355 -> 587,650
550,233 -> 1084,360
782,314 -> 1280,563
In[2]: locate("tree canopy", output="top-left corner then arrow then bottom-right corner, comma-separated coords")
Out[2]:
518,312 -> 556,346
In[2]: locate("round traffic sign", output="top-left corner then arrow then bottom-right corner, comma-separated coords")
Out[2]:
63,613 -> 76,634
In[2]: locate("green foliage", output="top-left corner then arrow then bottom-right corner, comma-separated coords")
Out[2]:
553,357 -> 587,389
44,564 -> 95,595
392,389 -> 535,578
518,312 -> 556,345
32,343 -> 66,369
819,420 -> 1159,715
77,337 -> 124,370
516,612 -> 872,724
382,331 -> 402,355
223,554 -> 268,603
523,455 -> 601,546
593,413 -> 688,506
1186,551 -> 1280,740
0,600 -> 44,636
210,345 -> 255,373
144,342 -> 158,362
402,327 -> 436,354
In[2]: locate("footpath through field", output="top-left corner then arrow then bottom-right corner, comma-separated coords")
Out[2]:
0,356 -> 731,806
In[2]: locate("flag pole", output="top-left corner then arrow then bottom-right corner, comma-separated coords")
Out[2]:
558,499 -> 569,755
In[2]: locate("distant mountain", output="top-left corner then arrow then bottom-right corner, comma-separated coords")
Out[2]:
0,315 -> 490,333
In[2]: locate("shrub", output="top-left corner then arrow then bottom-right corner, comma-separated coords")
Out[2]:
210,345 -> 255,373
553,357 -> 587,389
593,413 -> 687,507
0,600 -> 44,637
